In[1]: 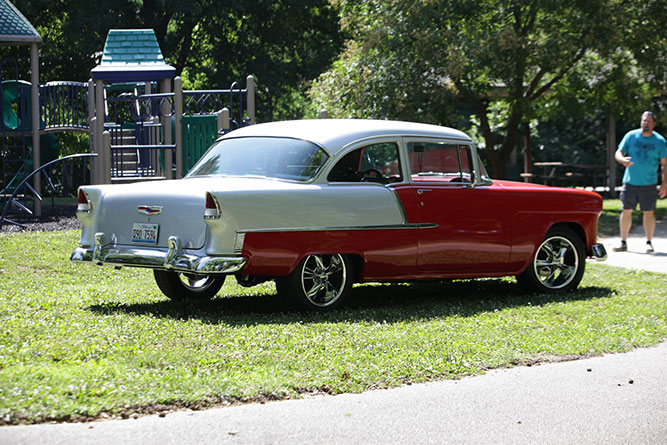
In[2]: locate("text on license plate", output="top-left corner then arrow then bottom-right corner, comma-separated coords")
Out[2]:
132,223 -> 159,244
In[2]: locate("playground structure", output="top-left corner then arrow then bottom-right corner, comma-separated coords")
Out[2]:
1,19 -> 255,222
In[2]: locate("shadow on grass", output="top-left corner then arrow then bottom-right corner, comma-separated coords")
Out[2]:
87,279 -> 614,326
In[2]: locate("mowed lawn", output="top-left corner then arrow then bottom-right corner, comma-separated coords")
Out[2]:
1,200 -> 666,424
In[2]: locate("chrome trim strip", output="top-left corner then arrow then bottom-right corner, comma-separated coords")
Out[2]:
71,234 -> 246,274
240,223 -> 436,234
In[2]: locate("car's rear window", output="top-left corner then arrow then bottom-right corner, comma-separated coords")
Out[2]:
186,137 -> 329,181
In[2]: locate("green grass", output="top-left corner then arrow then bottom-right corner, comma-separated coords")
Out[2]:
598,197 -> 667,236
1,213 -> 666,424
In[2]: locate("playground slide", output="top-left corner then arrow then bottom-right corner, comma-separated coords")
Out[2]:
1,80 -> 60,196
1,79 -> 31,131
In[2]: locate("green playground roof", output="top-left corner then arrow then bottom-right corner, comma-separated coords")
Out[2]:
0,0 -> 42,44
91,29 -> 175,82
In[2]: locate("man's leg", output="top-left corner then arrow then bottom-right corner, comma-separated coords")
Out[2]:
638,184 -> 658,252
643,211 -> 655,241
614,209 -> 633,252
620,209 -> 633,240
614,184 -> 634,252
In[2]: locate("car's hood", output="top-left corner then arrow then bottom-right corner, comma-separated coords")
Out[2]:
492,179 -> 602,212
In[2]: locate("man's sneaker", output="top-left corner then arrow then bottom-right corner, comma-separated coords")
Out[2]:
613,241 -> 627,252
646,241 -> 655,253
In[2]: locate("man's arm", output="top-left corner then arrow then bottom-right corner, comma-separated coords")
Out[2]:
659,157 -> 667,198
615,147 -> 633,167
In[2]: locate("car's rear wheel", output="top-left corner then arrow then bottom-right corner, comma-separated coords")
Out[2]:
276,253 -> 353,311
516,227 -> 585,293
153,270 -> 226,301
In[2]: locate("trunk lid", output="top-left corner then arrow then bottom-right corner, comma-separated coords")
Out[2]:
96,179 -> 214,249
93,177 -> 313,250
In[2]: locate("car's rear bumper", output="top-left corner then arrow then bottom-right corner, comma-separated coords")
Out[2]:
70,232 -> 246,274
589,243 -> 607,261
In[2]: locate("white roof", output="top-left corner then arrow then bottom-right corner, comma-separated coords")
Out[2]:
223,119 -> 473,156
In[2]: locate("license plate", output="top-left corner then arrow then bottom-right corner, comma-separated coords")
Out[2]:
132,223 -> 159,244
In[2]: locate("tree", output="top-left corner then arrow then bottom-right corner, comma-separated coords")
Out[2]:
311,0 -> 644,178
620,0 -> 667,92
180,0 -> 344,121
4,0 -> 344,122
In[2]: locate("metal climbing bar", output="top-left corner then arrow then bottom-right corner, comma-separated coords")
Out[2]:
0,153 -> 97,231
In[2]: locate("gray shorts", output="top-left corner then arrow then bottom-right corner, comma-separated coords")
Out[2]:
620,183 -> 658,211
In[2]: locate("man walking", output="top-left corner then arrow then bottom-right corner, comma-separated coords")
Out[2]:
614,111 -> 667,253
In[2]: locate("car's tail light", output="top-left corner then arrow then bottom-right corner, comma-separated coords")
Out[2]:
77,189 -> 91,213
204,192 -> 221,219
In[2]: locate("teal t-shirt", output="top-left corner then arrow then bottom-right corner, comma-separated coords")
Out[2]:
618,129 -> 667,186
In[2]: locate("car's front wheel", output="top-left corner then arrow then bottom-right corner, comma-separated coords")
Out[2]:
276,253 -> 353,311
516,227 -> 586,293
153,270 -> 226,301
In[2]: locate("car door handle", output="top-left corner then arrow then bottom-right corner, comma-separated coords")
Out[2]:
417,189 -> 432,195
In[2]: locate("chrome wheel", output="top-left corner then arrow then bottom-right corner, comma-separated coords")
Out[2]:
533,236 -> 579,289
516,227 -> 586,293
300,254 -> 347,308
154,270 -> 226,301
276,253 -> 353,311
178,273 -> 217,291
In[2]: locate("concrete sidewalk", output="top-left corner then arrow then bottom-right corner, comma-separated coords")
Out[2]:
596,216 -> 667,273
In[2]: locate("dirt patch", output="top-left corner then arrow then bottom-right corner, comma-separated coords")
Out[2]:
0,205 -> 81,233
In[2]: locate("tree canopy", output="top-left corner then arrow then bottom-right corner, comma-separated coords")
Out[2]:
3,0 -> 344,121
2,0 -> 665,177
310,0 -> 666,177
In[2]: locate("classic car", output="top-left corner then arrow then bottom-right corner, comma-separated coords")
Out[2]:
71,119 -> 607,311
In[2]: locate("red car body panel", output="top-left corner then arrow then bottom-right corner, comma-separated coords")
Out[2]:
240,179 -> 602,281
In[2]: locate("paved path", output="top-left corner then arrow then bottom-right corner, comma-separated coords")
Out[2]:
597,216 -> 667,273
2,220 -> 666,445
2,344 -> 666,444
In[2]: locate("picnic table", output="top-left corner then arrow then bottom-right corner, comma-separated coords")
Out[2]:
529,162 -> 608,189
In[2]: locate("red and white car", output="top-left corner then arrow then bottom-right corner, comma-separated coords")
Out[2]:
72,119 -> 607,310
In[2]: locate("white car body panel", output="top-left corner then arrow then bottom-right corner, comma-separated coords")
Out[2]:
79,177 -> 406,255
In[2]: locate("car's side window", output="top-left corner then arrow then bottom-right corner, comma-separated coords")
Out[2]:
458,145 -> 473,177
328,142 -> 402,184
407,142 -> 473,183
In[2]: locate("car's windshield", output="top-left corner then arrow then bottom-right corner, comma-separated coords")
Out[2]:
186,137 -> 329,181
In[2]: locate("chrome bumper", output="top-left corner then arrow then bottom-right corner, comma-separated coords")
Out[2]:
70,233 -> 246,274
589,243 -> 607,261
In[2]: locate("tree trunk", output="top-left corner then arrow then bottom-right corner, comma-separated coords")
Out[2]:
486,150 -> 507,179
479,109 -> 523,179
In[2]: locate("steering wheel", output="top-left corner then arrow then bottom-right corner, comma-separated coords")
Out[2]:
360,168 -> 384,182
